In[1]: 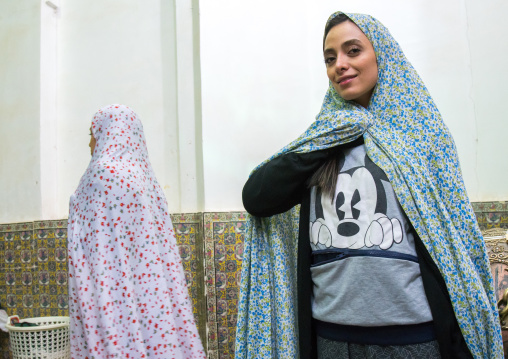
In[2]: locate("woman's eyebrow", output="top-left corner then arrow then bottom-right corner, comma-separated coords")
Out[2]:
323,48 -> 335,55
341,39 -> 363,47
324,38 -> 363,54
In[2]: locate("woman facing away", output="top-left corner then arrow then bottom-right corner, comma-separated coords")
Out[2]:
237,12 -> 503,359
67,104 -> 205,358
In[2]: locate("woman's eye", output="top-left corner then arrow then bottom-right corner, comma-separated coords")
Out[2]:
348,47 -> 361,55
324,57 -> 336,65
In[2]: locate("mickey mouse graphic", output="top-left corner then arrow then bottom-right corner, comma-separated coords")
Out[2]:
310,146 -> 403,250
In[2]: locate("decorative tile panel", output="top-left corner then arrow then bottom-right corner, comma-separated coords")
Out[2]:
204,212 -> 247,359
472,201 -> 508,230
0,222 -> 35,358
1,222 -> 35,316
0,216 -> 206,358
32,220 -> 69,318
170,213 -> 206,353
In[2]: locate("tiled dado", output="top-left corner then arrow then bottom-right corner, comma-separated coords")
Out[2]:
0,215 -> 208,358
472,201 -> 508,230
0,220 -> 69,359
171,213 -> 207,352
0,203 -> 506,358
204,212 -> 247,359
0,220 -> 68,319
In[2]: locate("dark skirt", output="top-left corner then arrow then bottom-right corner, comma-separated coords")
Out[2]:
317,336 -> 441,359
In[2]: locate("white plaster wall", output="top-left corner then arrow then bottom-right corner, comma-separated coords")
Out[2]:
0,1 -> 42,222
465,0 -> 508,200
200,0 -> 508,211
57,0 -> 175,218
1,0 -> 202,222
1,0 -> 506,222
56,0 -> 203,218
54,0 -> 207,219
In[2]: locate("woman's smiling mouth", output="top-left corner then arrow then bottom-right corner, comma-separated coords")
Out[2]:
338,75 -> 357,85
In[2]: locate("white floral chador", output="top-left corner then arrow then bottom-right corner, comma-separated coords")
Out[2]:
68,104 -> 205,358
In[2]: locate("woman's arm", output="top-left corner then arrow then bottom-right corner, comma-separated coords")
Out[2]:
242,149 -> 333,217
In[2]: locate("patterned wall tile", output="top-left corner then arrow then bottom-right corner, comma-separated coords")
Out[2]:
0,222 -> 34,358
204,212 -> 247,359
33,220 -> 69,318
472,201 -> 508,230
0,222 -> 36,318
0,216 -> 206,358
472,201 -> 508,213
170,213 -> 207,353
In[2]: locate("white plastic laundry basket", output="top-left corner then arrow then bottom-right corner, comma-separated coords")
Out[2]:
6,316 -> 70,359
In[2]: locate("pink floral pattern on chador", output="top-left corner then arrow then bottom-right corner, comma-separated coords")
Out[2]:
68,104 -> 205,358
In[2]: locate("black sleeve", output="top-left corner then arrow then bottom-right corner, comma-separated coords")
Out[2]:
297,193 -> 317,358
242,149 -> 334,217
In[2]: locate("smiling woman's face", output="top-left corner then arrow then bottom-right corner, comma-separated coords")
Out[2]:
89,127 -> 96,155
324,20 -> 378,108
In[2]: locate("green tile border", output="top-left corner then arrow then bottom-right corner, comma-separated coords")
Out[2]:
471,201 -> 508,213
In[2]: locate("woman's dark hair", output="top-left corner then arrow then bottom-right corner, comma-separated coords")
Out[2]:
309,137 -> 365,200
323,13 -> 350,49
308,156 -> 340,200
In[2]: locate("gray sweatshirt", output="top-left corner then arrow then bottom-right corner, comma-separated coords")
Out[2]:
309,144 -> 433,327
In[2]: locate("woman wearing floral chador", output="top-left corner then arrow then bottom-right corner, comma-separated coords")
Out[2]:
68,104 -> 205,358
237,12 -> 503,359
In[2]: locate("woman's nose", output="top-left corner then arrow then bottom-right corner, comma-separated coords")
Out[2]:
335,54 -> 349,72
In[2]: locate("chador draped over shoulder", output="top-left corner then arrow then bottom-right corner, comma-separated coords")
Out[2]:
67,104 -> 205,358
235,12 -> 503,359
